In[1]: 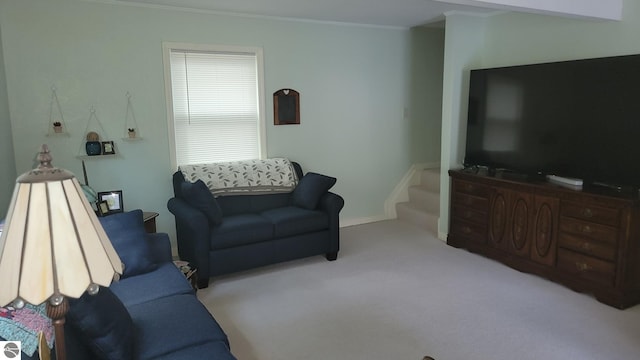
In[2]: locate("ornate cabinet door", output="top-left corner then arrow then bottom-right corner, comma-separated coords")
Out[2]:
488,188 -> 510,251
488,187 -> 534,257
509,191 -> 533,258
530,195 -> 559,266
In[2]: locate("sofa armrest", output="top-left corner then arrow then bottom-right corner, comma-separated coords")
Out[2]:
145,232 -> 173,264
318,191 -> 344,255
167,197 -> 211,284
318,191 -> 345,214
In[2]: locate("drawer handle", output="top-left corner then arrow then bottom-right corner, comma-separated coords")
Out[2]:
580,242 -> 593,251
463,211 -> 472,219
581,208 -> 593,218
581,225 -> 592,234
575,262 -> 592,272
462,226 -> 472,234
465,184 -> 475,192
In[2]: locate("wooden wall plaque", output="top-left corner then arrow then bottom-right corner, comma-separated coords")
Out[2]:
273,89 -> 300,125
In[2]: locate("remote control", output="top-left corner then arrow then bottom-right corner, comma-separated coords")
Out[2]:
546,175 -> 583,187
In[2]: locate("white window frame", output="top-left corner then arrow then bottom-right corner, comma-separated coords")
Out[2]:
162,42 -> 267,170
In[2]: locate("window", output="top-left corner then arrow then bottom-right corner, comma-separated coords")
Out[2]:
163,43 -> 266,168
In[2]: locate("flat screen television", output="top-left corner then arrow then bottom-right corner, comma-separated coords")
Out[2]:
465,54 -> 640,190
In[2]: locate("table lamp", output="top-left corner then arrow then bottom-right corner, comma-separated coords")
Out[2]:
0,145 -> 123,360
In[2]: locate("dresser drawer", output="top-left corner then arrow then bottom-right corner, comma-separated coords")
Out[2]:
452,204 -> 488,225
557,249 -> 615,286
453,180 -> 491,198
451,218 -> 487,244
559,217 -> 618,244
561,201 -> 620,226
558,233 -> 616,261
452,192 -> 489,212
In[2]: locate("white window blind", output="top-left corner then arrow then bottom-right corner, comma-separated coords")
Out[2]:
168,48 -> 262,166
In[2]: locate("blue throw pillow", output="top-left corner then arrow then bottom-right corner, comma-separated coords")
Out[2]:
67,287 -> 133,360
292,172 -> 336,210
172,171 -> 186,198
181,180 -> 223,225
99,210 -> 155,278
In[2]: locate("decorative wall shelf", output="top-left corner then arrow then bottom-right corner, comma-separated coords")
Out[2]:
46,132 -> 71,138
76,154 -> 120,160
77,106 -> 117,157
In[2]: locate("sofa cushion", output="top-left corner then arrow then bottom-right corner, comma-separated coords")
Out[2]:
67,287 -> 134,360
100,210 -> 156,278
216,192 -> 291,216
261,206 -> 329,238
110,262 -> 194,307
210,214 -> 273,249
150,340 -> 237,360
127,294 -> 229,360
181,180 -> 223,225
292,172 -> 336,210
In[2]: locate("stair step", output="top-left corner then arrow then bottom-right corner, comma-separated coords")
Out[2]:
408,185 -> 440,214
420,168 -> 441,192
396,202 -> 439,235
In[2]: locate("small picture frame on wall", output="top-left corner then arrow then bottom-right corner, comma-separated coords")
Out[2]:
97,201 -> 110,217
102,141 -> 115,155
98,190 -> 124,214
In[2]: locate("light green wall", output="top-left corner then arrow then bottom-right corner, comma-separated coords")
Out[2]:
482,0 -> 640,67
409,27 -> 444,165
438,13 -> 486,239
0,22 -> 16,219
0,0 -> 439,238
439,0 -> 640,238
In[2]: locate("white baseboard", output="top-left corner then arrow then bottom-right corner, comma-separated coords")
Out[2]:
340,215 -> 392,228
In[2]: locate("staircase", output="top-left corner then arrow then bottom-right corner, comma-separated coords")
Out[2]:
396,168 -> 440,235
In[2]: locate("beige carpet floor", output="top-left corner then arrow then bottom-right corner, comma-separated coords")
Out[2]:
197,220 -> 640,360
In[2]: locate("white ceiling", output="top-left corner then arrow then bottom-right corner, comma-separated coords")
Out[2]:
113,0 -> 622,28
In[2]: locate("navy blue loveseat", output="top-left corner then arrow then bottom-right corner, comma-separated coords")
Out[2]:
168,161 -> 344,288
1,210 -> 236,360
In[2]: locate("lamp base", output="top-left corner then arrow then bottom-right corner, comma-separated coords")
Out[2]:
46,297 -> 69,360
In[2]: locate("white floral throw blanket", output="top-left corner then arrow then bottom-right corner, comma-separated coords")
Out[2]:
179,158 -> 299,196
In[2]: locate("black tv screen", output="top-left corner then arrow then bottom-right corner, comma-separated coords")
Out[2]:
465,54 -> 640,189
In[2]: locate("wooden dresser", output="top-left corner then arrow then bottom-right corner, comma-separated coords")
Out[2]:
448,169 -> 640,309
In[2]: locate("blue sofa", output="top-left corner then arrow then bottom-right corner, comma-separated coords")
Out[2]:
168,161 -> 344,288
1,210 -> 236,360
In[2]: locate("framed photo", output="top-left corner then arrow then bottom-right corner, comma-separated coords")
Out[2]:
98,190 -> 123,214
97,200 -> 110,217
102,141 -> 115,155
